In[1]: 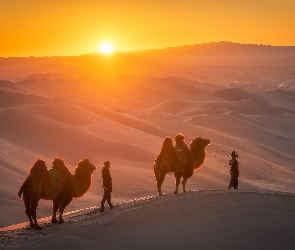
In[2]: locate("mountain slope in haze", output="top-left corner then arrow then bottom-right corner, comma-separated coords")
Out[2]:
1,42 -> 295,82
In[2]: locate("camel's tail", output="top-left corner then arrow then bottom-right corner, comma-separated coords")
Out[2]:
18,183 -> 25,199
18,176 -> 30,199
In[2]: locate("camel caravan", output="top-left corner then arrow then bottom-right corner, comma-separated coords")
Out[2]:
18,133 -> 210,230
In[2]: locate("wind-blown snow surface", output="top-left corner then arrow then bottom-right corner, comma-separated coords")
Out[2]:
0,54 -> 295,249
1,190 -> 295,250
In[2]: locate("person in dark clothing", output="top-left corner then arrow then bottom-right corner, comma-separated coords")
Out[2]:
100,161 -> 113,213
228,151 -> 239,189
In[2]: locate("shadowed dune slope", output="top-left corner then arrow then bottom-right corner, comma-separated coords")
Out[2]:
213,87 -> 257,101
260,90 -> 295,112
0,90 -> 51,107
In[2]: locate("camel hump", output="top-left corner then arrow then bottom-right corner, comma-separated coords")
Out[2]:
18,159 -> 47,198
52,158 -> 71,177
156,136 -> 178,166
175,133 -> 185,144
160,136 -> 174,154
29,159 -> 47,177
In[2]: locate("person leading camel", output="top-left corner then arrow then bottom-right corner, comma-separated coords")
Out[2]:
100,161 -> 114,213
228,151 -> 239,189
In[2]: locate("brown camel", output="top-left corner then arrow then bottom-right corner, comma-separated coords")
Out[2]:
18,158 -> 96,230
154,133 -> 211,196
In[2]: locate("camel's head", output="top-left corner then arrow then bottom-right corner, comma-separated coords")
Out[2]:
76,159 -> 96,176
190,136 -> 211,152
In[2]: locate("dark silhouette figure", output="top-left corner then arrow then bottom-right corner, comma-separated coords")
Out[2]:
100,161 -> 113,213
228,151 -> 239,189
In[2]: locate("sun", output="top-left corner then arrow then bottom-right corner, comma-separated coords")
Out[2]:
99,42 -> 114,54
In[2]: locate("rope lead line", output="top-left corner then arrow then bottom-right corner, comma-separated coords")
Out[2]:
94,171 -> 102,183
209,144 -> 229,172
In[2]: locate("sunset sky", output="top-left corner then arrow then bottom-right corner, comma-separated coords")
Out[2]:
1,0 -> 295,57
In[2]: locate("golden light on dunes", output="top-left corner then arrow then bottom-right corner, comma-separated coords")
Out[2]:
99,42 -> 114,54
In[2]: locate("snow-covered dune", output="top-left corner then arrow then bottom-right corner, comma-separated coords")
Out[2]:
1,190 -> 295,250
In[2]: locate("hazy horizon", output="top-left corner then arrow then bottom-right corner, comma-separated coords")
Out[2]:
1,41 -> 295,59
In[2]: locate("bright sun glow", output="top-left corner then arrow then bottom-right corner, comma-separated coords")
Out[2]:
99,42 -> 114,54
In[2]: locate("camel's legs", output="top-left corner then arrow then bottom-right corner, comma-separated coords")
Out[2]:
182,178 -> 187,193
157,185 -> 163,196
23,188 -> 41,230
51,199 -> 59,223
30,200 -> 42,230
58,195 -> 72,223
24,197 -> 34,228
157,172 -> 167,196
174,172 -> 182,194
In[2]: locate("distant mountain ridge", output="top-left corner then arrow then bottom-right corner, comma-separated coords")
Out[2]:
132,41 -> 295,53
1,41 -> 295,81
131,41 -> 295,65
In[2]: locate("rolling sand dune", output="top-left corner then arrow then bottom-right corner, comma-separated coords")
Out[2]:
260,90 -> 295,112
146,98 -> 199,114
0,80 -> 21,93
213,88 -> 257,101
0,44 -> 295,249
0,108 -> 155,164
0,90 -> 50,108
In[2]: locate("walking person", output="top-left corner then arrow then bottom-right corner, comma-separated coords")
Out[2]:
100,161 -> 114,213
228,151 -> 239,189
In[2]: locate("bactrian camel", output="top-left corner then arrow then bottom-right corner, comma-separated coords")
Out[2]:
18,158 -> 96,229
154,133 -> 211,196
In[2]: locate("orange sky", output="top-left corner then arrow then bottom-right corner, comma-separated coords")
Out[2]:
1,0 -> 295,57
